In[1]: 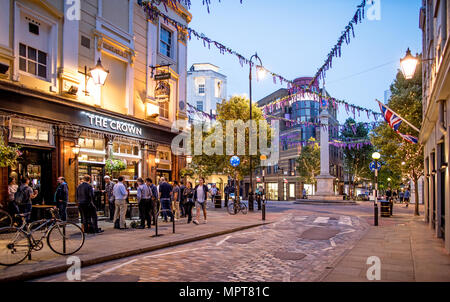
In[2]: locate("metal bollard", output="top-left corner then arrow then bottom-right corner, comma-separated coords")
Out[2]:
173,209 -> 175,234
262,200 -> 266,221
374,202 -> 379,226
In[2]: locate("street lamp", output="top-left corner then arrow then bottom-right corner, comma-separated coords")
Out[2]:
372,152 -> 381,226
69,145 -> 81,165
248,53 -> 266,211
79,58 -> 109,96
400,48 -> 419,80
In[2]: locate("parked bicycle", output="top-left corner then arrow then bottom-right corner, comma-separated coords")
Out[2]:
0,209 -> 12,228
0,208 -> 85,266
227,198 -> 248,215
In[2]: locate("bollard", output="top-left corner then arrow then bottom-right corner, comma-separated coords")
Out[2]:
173,209 -> 176,234
374,202 -> 379,226
262,199 -> 266,221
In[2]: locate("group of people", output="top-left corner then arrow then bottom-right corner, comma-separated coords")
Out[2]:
5,173 -> 227,234
385,187 -> 411,207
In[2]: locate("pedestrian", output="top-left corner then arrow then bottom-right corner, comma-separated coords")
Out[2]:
104,176 -> 115,221
76,175 -> 102,234
210,184 -> 218,206
302,188 -> 307,199
179,180 -> 186,218
404,188 -> 410,208
224,184 -> 230,207
7,177 -> 19,217
385,187 -> 392,202
54,176 -> 69,221
113,176 -> 128,229
146,178 -> 158,226
15,177 -> 37,223
393,190 -> 398,203
256,185 -> 263,210
158,177 -> 173,222
193,177 -> 209,225
183,181 -> 194,223
399,190 -> 404,203
173,180 -> 181,220
137,177 -> 152,229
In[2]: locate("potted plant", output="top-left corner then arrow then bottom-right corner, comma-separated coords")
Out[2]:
0,141 -> 21,168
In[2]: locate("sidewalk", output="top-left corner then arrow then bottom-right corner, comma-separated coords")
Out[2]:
0,207 -> 279,282
320,205 -> 450,282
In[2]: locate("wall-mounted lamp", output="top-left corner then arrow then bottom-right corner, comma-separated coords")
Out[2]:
79,58 -> 109,96
186,156 -> 192,165
69,145 -> 81,165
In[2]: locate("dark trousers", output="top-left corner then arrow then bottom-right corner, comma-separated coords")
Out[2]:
184,199 -> 194,223
256,195 -> 262,210
109,200 -> 115,221
79,203 -> 99,233
18,203 -> 32,223
225,194 -> 229,207
57,201 -> 67,221
139,198 -> 152,227
160,198 -> 173,221
179,200 -> 186,217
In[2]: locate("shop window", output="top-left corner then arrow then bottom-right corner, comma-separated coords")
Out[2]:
12,126 -> 25,139
10,120 -> 52,146
19,43 -> 47,79
289,184 -> 295,198
79,138 -> 104,151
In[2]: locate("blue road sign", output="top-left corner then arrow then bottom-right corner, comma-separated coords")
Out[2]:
370,161 -> 382,172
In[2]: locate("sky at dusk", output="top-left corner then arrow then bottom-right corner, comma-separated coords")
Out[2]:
186,0 -> 422,123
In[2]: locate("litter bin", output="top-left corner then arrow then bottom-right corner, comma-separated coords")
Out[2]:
215,195 -> 222,208
380,200 -> 391,217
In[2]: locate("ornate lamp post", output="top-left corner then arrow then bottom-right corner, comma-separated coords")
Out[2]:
372,152 -> 381,226
248,53 -> 266,211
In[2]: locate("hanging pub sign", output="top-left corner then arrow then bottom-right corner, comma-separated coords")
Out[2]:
154,72 -> 171,81
155,80 -> 170,103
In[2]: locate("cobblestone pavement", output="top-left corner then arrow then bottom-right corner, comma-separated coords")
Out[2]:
36,208 -> 369,282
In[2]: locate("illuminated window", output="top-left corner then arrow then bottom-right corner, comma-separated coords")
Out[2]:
19,43 -> 47,79
160,27 -> 172,58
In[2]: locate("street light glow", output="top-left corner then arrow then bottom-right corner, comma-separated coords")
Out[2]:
90,58 -> 109,86
372,152 -> 381,160
400,48 -> 419,80
256,65 -> 267,81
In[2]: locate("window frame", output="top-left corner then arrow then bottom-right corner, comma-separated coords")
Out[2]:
159,26 -> 173,59
18,43 -> 48,80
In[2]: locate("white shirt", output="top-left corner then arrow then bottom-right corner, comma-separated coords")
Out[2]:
197,186 -> 205,203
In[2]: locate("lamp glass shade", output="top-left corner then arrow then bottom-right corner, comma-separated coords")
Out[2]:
90,59 -> 109,86
155,158 -> 160,164
256,65 -> 267,81
372,152 -> 381,160
400,49 -> 419,80
186,156 -> 192,164
72,145 -> 81,156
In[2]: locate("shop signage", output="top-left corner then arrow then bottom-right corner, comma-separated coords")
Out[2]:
84,113 -> 143,136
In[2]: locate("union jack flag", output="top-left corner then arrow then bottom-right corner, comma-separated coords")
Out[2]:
377,100 -> 418,144
379,102 -> 403,131
397,132 -> 419,144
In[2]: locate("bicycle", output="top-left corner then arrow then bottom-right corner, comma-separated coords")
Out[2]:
0,209 -> 12,228
227,198 -> 248,215
0,208 -> 85,266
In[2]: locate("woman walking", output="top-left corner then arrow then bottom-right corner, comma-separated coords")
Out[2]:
183,182 -> 194,224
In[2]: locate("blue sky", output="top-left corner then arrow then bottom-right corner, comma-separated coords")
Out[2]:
186,0 -> 422,123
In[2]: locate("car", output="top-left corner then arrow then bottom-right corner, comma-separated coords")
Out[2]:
357,193 -> 370,201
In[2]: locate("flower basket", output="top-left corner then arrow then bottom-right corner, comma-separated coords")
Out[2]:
0,142 -> 21,168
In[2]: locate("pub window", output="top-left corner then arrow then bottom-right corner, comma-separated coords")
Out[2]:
19,43 -> 47,79
160,27 -> 172,58
198,84 -> 205,95
159,101 -> 169,119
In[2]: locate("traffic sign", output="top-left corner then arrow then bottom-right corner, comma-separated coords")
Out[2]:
230,156 -> 240,167
370,161 -> 382,172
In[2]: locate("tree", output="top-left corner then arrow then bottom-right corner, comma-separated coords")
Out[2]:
371,64 -> 423,216
341,118 -> 374,198
296,138 -> 320,188
190,96 -> 271,202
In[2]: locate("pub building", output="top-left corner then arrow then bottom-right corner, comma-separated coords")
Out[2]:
0,81 -> 185,218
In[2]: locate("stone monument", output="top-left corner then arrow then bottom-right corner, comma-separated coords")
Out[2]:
314,108 -> 342,201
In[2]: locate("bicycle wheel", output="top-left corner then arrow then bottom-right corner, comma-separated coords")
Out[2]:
47,222 -> 85,256
0,227 -> 31,266
240,203 -> 248,215
227,202 -> 237,215
0,210 -> 12,228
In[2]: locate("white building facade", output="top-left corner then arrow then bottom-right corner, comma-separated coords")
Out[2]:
187,63 -> 227,115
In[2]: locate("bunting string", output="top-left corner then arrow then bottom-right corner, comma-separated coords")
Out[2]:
139,1 -> 382,122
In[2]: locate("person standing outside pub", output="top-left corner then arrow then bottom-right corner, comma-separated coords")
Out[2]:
173,180 -> 181,220
104,176 -> 115,221
55,177 -> 69,221
76,175 -> 102,233
179,180 -> 186,218
137,177 -> 152,229
193,177 -> 209,225
113,176 -> 128,229
158,177 -> 173,222
404,188 -> 411,208
146,178 -> 158,225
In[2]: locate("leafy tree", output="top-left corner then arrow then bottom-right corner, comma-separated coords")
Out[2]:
190,96 -> 271,202
341,118 -> 374,197
296,138 -> 320,187
371,64 -> 423,216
